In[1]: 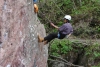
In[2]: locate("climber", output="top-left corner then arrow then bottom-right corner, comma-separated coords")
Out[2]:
38,15 -> 73,44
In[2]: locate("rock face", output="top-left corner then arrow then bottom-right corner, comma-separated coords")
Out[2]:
0,0 -> 48,67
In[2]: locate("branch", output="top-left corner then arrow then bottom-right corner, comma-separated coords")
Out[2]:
50,55 -> 69,63
48,59 -> 84,67
49,55 -> 84,67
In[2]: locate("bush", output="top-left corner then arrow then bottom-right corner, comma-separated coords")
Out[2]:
49,39 -> 73,56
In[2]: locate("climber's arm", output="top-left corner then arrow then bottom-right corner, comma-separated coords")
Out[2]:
50,23 -> 59,29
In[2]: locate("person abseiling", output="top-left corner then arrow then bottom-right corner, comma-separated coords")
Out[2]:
38,15 -> 73,44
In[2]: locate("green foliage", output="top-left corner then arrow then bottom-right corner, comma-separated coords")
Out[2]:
49,39 -> 86,57
85,43 -> 100,59
50,39 -> 60,56
92,63 -> 100,67
50,39 -> 100,58
96,26 -> 100,33
49,39 -> 73,56
93,43 -> 100,58
39,0 -> 100,39
60,39 -> 72,54
94,51 -> 100,58
39,0 -> 100,65
57,21 -> 63,26
49,39 -> 100,66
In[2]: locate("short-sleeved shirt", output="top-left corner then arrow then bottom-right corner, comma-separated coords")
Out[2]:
59,23 -> 73,35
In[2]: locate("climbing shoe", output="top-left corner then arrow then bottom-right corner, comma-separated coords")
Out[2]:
38,34 -> 44,42
34,4 -> 38,13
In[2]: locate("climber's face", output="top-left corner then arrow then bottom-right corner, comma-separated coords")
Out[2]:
64,18 -> 67,23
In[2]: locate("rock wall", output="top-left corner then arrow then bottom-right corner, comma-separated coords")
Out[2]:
0,0 -> 48,67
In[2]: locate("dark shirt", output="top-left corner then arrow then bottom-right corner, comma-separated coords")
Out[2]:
59,23 -> 73,35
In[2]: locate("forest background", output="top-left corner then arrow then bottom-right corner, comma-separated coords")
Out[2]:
38,0 -> 100,67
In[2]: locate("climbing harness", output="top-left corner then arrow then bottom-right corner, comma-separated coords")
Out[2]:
57,32 -> 71,39
57,32 -> 60,38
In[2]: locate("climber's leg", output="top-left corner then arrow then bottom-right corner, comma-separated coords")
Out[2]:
38,32 -> 66,44
38,33 -> 58,43
44,33 -> 58,43
58,32 -> 66,39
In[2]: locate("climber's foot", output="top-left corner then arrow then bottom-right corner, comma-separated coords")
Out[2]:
38,34 -> 44,42
44,40 -> 48,45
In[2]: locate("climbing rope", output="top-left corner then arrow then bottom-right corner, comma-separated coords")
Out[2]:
39,10 -> 53,33
38,0 -> 66,24
52,0 -> 65,15
38,3 -> 64,33
38,0 -> 68,33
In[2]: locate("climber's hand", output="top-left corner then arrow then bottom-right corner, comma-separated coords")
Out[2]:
50,22 -> 59,29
